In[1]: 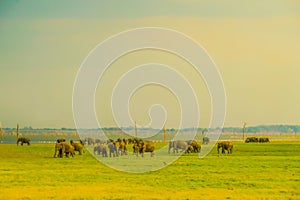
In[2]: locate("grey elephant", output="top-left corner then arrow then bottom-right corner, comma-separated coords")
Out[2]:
70,140 -> 84,155
94,143 -> 109,157
17,137 -> 30,146
133,139 -> 155,157
168,140 -> 188,154
217,141 -> 233,154
187,140 -> 201,153
259,137 -> 270,143
245,137 -> 259,143
107,141 -> 117,157
54,142 -> 75,158
116,138 -> 127,156
202,137 -> 210,145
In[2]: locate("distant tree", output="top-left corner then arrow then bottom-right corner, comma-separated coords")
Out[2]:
242,122 -> 246,141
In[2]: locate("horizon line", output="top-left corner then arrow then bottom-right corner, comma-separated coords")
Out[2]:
2,124 -> 300,130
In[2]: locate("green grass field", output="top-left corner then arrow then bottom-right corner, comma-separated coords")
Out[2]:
0,141 -> 299,200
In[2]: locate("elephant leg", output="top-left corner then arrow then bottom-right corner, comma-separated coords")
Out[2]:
59,149 -> 63,158
54,149 -> 57,158
62,145 -> 67,158
54,147 -> 61,158
117,152 -> 119,157
54,143 -> 60,157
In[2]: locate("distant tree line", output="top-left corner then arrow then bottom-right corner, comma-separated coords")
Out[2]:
221,125 -> 300,133
1,125 -> 300,133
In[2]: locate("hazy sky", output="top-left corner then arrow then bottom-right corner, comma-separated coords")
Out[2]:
0,0 -> 300,128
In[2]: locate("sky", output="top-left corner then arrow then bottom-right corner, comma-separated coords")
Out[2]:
0,0 -> 300,129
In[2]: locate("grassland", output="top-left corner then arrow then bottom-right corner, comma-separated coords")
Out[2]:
0,141 -> 299,200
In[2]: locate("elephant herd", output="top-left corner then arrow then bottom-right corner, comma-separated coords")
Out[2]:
168,140 -> 201,154
168,139 -> 233,155
16,135 -> 272,158
92,138 -> 207,158
52,136 -> 275,157
245,137 -> 270,143
53,137 -> 236,158
93,138 -> 129,157
15,136 -> 235,157
93,138 -> 155,157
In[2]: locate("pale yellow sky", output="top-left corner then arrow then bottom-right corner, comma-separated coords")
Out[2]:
0,1 -> 300,128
